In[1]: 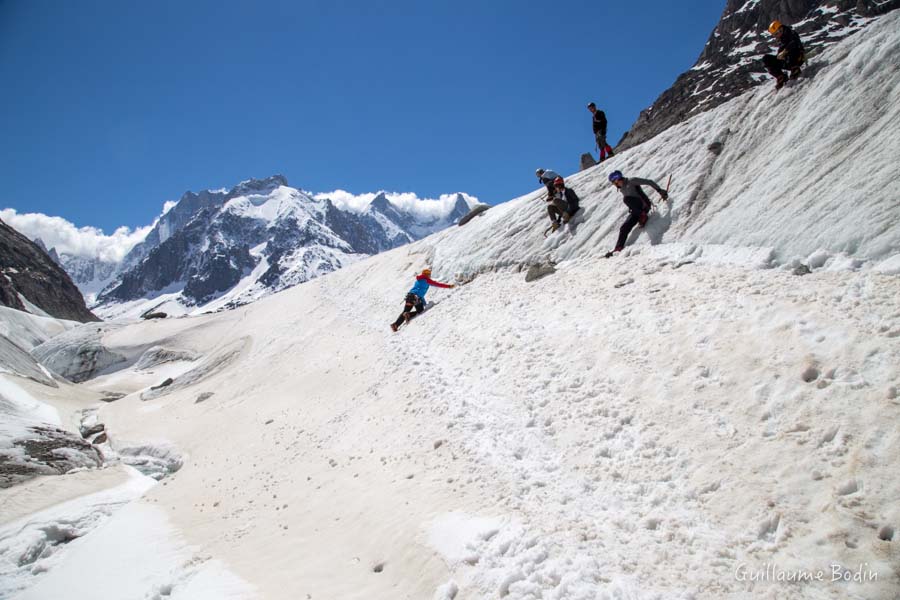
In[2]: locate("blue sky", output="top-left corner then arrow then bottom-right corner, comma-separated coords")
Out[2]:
0,0 -> 725,233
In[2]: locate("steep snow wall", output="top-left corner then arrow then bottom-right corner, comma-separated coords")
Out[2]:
429,11 -> 899,276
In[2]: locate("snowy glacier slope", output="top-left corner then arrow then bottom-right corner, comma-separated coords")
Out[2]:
1,11 -> 898,600
425,12 -> 899,276
0,305 -> 78,353
16,222 -> 897,599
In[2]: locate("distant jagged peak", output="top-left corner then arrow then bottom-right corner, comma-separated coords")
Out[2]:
449,192 -> 472,215
31,236 -> 62,265
368,192 -> 402,217
317,189 -> 478,224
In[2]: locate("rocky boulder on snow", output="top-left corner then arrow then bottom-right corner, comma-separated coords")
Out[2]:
0,425 -> 103,488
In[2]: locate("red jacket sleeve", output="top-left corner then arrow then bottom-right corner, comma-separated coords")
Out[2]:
423,276 -> 452,289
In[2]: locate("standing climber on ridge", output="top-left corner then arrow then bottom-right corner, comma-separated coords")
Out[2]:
605,170 -> 667,258
762,20 -> 805,89
390,268 -> 455,332
588,102 -> 615,162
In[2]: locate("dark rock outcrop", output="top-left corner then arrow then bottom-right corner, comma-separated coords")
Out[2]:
150,377 -> 175,390
458,204 -> 491,226
580,153 -> 598,171
0,426 -> 103,488
618,0 -> 900,152
79,422 -> 105,438
0,218 -> 99,322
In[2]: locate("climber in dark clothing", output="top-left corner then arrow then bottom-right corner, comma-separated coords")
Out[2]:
587,102 -> 615,162
545,176 -> 580,232
763,20 -> 805,89
605,170 -> 667,257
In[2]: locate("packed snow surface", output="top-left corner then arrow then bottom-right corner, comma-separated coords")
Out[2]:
0,10 -> 899,600
0,466 -> 253,600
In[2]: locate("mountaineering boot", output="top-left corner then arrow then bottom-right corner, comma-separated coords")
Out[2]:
562,212 -> 572,224
390,323 -> 399,332
550,222 -> 560,232
775,74 -> 788,89
789,67 -> 802,80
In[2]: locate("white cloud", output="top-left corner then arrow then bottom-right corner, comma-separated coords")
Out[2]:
314,190 -> 480,222
0,207 -> 161,264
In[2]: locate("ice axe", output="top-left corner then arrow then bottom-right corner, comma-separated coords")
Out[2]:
649,175 -> 671,213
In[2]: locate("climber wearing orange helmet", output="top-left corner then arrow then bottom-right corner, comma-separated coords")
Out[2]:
763,19 -> 805,89
390,268 -> 455,332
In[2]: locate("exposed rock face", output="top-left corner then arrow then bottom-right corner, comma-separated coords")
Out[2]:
580,153 -> 598,171
34,237 -> 118,305
0,426 -> 103,488
0,218 -> 98,322
618,0 -> 900,151
458,205 -> 491,227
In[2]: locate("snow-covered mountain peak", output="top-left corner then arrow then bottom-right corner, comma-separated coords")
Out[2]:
221,185 -> 314,222
90,177 -> 478,318
227,175 -> 289,199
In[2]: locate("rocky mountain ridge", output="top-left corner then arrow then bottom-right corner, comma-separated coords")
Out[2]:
0,219 -> 98,322
618,0 -> 900,151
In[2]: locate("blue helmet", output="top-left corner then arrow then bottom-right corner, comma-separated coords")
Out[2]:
608,170 -> 624,183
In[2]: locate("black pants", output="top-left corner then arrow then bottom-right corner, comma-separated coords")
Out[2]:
763,52 -> 803,79
615,196 -> 651,250
392,293 -> 425,328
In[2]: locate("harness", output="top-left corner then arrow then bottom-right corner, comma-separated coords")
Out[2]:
404,293 -> 422,307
